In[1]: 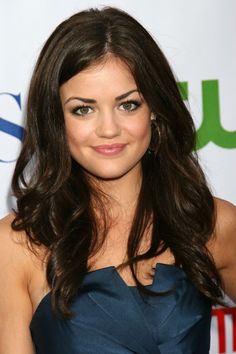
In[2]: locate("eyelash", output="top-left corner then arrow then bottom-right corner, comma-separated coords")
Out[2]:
119,100 -> 142,111
71,100 -> 142,116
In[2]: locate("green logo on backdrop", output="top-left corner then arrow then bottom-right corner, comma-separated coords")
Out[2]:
178,80 -> 236,149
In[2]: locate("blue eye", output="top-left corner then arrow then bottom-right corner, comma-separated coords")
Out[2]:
72,105 -> 93,116
120,100 -> 141,111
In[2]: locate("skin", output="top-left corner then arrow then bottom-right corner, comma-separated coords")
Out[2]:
60,56 -> 152,215
0,56 -> 236,353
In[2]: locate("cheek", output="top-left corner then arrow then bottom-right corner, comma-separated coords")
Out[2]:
129,120 -> 151,143
65,121 -> 91,148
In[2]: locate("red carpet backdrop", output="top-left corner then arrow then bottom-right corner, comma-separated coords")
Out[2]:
0,1 -> 235,352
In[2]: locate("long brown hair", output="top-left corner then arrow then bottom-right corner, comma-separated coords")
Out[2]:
11,7 -> 223,317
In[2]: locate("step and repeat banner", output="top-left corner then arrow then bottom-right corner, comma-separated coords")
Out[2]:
0,0 -> 235,352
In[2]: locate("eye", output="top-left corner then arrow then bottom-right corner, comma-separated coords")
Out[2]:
119,100 -> 141,112
72,105 -> 93,116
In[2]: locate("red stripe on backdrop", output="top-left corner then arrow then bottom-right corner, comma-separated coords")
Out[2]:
212,307 -> 236,353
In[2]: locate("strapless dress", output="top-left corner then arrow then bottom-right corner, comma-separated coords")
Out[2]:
30,263 -> 212,353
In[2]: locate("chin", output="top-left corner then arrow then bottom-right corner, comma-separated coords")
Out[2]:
85,167 -> 133,181
91,171 -> 128,181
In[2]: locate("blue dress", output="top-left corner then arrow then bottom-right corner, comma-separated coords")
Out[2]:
30,263 -> 212,353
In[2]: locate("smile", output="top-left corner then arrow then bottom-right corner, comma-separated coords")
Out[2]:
92,144 -> 126,156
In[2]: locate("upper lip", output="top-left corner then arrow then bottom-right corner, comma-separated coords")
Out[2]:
93,144 -> 126,149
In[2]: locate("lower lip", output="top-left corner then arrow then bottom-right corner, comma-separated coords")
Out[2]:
93,145 -> 126,156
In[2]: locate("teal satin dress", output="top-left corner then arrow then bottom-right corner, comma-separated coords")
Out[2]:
30,263 -> 212,353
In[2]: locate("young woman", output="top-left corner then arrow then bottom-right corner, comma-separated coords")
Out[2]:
0,6 -> 235,354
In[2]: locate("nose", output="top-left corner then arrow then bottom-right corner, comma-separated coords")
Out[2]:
95,111 -> 121,138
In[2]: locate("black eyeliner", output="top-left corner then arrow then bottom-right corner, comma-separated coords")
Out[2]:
71,105 -> 91,115
120,99 -> 142,110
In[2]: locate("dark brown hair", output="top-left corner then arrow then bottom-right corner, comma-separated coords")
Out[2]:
11,6 -> 224,317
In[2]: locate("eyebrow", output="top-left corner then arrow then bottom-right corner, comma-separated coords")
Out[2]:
64,89 -> 139,105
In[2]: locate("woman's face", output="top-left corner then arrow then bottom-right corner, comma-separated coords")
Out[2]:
60,56 -> 152,180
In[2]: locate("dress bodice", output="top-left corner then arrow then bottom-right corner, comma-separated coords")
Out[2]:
30,263 -> 212,354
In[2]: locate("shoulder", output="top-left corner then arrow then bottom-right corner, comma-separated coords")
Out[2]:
208,197 -> 236,268
0,213 -> 32,282
207,197 -> 236,302
0,212 -> 47,294
0,213 -> 41,351
0,212 -> 28,261
211,198 -> 236,255
214,197 -> 236,231
0,212 -> 47,254
0,212 -> 34,262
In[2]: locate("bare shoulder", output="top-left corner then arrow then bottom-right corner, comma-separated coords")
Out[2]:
0,212 -> 39,272
211,198 -> 236,253
207,197 -> 236,303
0,212 -> 47,260
0,212 -> 48,311
0,212 -> 43,352
0,213 -> 29,268
0,212 -> 28,283
214,197 -> 236,232
207,197 -> 236,266
0,212 -> 28,251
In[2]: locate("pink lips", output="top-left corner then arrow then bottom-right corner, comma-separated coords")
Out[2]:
93,143 -> 126,156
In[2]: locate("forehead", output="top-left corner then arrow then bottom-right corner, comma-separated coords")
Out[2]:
60,56 -> 138,98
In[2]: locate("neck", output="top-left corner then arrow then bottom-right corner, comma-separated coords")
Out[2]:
88,164 -> 142,219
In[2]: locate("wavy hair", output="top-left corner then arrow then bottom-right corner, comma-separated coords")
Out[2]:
11,6 -> 224,317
